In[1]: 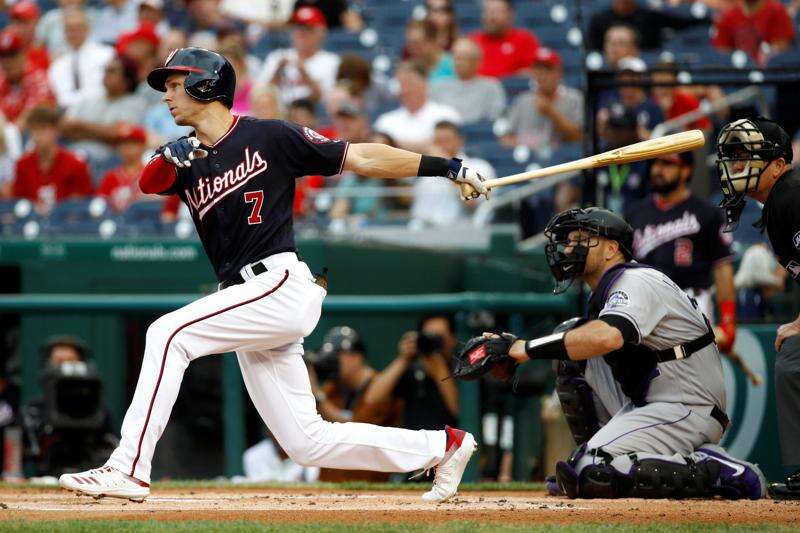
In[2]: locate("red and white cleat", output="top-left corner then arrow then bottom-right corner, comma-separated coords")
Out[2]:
59,466 -> 150,502
421,426 -> 477,503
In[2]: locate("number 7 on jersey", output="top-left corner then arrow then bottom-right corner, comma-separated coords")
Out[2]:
244,190 -> 264,225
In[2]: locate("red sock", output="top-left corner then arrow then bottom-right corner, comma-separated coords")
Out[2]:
444,425 -> 465,453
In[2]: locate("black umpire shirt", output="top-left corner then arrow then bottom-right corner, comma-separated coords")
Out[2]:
758,169 -> 800,284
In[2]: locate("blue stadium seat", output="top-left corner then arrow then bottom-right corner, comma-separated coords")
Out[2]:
46,198 -> 105,235
460,120 -> 498,144
118,200 -> 168,237
500,76 -> 531,101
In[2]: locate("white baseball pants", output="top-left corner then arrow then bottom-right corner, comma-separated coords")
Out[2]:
106,252 -> 445,483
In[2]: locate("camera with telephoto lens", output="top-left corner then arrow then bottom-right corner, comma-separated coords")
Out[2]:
416,331 -> 443,357
303,349 -> 339,383
42,361 -> 105,431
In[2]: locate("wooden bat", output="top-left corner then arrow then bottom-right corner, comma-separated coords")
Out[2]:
483,129 -> 706,190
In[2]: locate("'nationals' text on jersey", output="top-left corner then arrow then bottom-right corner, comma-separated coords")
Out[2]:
625,195 -> 734,291
160,116 -> 347,281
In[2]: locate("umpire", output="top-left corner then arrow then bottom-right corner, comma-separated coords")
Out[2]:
716,117 -> 799,499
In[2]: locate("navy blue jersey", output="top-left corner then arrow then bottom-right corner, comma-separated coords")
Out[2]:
165,116 -> 347,281
625,194 -> 734,290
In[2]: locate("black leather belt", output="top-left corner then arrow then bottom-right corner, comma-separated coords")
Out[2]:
711,405 -> 730,432
219,261 -> 268,290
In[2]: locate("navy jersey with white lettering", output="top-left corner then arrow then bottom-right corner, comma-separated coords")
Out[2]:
165,116 -> 347,282
624,194 -> 734,290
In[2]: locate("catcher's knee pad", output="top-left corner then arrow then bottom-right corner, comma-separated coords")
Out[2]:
555,360 -> 600,446
557,445 -> 624,499
617,453 -> 720,499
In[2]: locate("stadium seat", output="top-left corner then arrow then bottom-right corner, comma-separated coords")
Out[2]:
461,120 -> 498,145
500,76 -> 531,101
45,198 -> 106,236
118,200 -> 168,237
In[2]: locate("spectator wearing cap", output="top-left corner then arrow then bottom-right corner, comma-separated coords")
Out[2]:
257,6 -> 340,105
500,47 -> 583,154
60,54 -> 149,174
117,23 -> 161,97
712,0 -> 795,65
587,0 -> 705,52
651,63 -> 711,132
96,124 -> 148,212
93,0 -> 140,46
36,0 -> 101,59
48,6 -> 116,108
596,104 -> 650,212
603,24 -> 640,70
8,1 -> 50,73
373,61 -> 460,153
404,19 -> 455,83
410,120 -> 494,228
597,56 -> 664,143
0,30 -> 55,125
138,0 -> 170,37
295,0 -> 365,32
12,105 -> 92,215
469,0 -> 539,78
429,38 -> 505,125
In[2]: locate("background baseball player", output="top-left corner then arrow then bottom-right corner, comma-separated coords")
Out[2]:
716,117 -> 800,499
454,207 -> 766,500
58,47 -> 482,502
625,152 -> 762,385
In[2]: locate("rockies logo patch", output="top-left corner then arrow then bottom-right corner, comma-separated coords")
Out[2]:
303,127 -> 333,144
606,291 -> 630,308
786,260 -> 800,279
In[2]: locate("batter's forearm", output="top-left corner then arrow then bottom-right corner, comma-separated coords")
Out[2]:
343,143 -> 423,179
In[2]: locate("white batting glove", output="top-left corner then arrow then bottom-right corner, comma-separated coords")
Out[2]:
158,136 -> 208,168
449,166 -> 489,200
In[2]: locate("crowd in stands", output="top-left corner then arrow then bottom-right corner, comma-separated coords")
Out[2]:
0,0 -> 797,237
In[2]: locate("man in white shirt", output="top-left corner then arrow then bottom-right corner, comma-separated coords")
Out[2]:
373,61 -> 461,152
36,0 -> 100,59
429,38 -> 506,124
256,6 -> 340,105
47,7 -> 115,108
411,120 -> 494,227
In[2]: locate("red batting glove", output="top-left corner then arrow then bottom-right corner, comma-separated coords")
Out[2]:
715,300 -> 736,353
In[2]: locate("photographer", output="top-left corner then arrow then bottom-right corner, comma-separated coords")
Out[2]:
306,326 -> 401,482
364,315 -> 459,430
22,336 -> 116,477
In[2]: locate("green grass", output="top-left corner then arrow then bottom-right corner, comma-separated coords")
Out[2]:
4,480 -> 547,492
0,522 -> 793,533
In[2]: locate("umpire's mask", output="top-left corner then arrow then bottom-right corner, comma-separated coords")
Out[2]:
716,117 -> 792,232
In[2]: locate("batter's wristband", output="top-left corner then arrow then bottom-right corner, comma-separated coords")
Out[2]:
418,155 -> 456,178
524,332 -> 569,361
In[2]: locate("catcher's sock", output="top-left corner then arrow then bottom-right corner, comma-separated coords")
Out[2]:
444,425 -> 465,455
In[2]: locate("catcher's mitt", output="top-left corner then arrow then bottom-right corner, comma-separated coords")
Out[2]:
452,333 -> 518,381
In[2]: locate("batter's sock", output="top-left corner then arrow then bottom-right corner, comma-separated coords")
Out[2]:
444,425 -> 465,455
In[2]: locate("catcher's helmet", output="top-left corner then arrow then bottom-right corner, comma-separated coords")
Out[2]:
716,117 -> 792,231
147,47 -> 236,108
544,207 -> 634,294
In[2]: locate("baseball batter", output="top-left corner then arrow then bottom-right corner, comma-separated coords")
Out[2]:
58,48 -> 482,502
462,208 -> 766,499
716,117 -> 800,499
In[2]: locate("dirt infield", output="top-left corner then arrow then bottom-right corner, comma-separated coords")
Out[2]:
0,486 -> 797,526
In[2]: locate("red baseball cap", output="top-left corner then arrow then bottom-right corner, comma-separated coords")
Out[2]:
291,6 -> 327,28
533,47 -> 561,69
9,1 -> 40,21
116,124 -> 147,144
0,30 -> 24,56
117,23 -> 160,55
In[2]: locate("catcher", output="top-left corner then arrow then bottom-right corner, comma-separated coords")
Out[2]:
454,207 -> 766,499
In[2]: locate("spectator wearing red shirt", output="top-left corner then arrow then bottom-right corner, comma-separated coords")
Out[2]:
8,1 -> 50,73
470,0 -> 539,78
0,30 -> 55,125
652,65 -> 711,132
97,124 -> 147,213
712,0 -> 795,65
12,105 -> 92,214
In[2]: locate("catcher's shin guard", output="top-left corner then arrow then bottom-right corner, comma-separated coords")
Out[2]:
555,360 -> 600,446
624,454 -> 719,499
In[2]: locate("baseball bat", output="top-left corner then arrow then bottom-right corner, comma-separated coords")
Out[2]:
483,129 -> 705,190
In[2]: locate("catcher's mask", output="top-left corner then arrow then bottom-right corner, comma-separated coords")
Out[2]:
544,207 -> 634,294
716,117 -> 792,232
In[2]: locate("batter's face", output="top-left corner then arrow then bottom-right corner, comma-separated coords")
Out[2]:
163,73 -> 205,126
